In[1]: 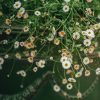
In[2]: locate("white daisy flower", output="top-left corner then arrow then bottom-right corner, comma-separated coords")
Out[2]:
83,57 -> 90,65
83,39 -> 91,46
86,29 -> 95,38
96,68 -> 100,75
60,56 -> 68,63
13,1 -> 21,9
62,60 -> 71,69
34,11 -> 41,16
23,26 -> 29,32
63,5 -> 69,12
66,83 -> 73,90
53,84 -> 60,92
72,32 -> 80,40
0,57 -> 4,65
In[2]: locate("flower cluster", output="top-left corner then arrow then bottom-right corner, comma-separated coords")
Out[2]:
0,0 -> 100,99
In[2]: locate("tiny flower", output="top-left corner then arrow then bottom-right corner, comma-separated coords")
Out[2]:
63,5 -> 69,12
68,78 -> 76,83
75,72 -> 82,78
0,57 -> 4,65
52,27 -> 56,35
17,70 -> 26,77
74,64 -> 80,70
50,56 -> 53,60
83,39 -> 91,47
5,29 -> 12,35
62,78 -> 67,84
62,60 -> 71,69
24,42 -> 34,49
23,26 -> 29,32
18,7 -> 25,15
23,12 -> 29,19
89,59 -> 94,63
30,51 -> 36,58
83,57 -> 90,65
85,8 -> 93,15
15,53 -> 21,59
54,38 -> 60,45
28,57 -> 34,63
72,32 -> 80,40
47,34 -> 54,41
5,19 -> 12,25
13,1 -> 21,9
63,92 -> 68,96
66,69 -> 72,74
34,11 -> 41,16
14,41 -> 19,49
81,31 -> 87,35
33,67 -> 38,72
36,60 -> 45,68
88,46 -> 95,54
66,83 -> 73,90
20,42 -> 25,47
17,12 -> 23,18
85,70 -> 91,77
4,54 -> 9,59
29,36 -> 35,42
58,31 -> 66,37
53,84 -> 60,92
96,68 -> 100,75
3,40 -> 8,44
93,23 -> 100,30
84,48 -> 88,54
77,92 -> 82,99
